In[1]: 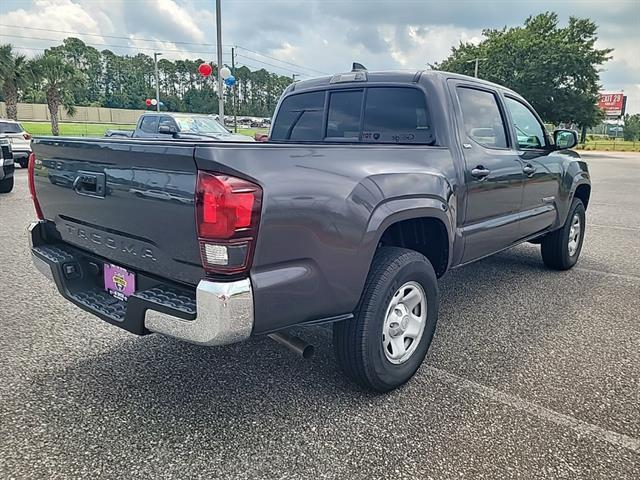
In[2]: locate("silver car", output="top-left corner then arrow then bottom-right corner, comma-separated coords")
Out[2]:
0,119 -> 31,168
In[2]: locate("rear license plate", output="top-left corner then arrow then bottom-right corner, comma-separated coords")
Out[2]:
104,263 -> 136,301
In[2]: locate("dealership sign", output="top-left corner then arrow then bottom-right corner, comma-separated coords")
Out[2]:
598,93 -> 625,117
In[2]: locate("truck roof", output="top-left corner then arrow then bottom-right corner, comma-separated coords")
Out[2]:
288,69 -> 518,96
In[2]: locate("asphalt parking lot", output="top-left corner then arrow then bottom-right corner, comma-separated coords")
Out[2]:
1,152 -> 639,479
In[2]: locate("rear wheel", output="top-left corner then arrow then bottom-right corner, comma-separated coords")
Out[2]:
333,247 -> 438,392
18,159 -> 29,168
0,176 -> 14,193
541,198 -> 586,270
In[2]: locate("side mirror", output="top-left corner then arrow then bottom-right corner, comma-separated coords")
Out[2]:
158,125 -> 178,135
554,129 -> 578,150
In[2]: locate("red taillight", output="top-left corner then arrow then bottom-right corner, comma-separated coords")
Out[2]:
196,171 -> 262,275
28,153 -> 44,220
23,133 -> 32,140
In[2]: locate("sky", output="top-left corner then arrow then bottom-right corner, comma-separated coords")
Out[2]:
1,0 -> 639,113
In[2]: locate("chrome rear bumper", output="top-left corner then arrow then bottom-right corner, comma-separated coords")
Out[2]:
145,279 -> 253,346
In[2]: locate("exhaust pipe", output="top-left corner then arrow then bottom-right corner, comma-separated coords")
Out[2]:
268,332 -> 315,359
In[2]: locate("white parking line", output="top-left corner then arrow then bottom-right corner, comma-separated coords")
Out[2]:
426,367 -> 640,453
574,267 -> 640,282
589,224 -> 640,232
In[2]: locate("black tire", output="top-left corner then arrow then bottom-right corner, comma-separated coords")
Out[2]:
541,198 -> 586,270
18,159 -> 29,168
0,176 -> 14,193
333,247 -> 438,392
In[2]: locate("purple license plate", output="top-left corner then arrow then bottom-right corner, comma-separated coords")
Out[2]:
104,263 -> 135,301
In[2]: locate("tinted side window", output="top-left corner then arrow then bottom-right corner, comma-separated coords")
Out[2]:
505,97 -> 546,149
159,116 -> 178,129
363,88 -> 434,144
140,116 -> 159,133
457,87 -> 507,148
0,122 -> 23,134
271,91 -> 324,141
326,90 -> 363,139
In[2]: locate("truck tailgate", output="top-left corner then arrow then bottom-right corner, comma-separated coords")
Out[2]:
32,138 -> 203,286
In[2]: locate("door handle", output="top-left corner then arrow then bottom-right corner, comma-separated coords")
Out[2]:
523,164 -> 536,176
471,166 -> 491,179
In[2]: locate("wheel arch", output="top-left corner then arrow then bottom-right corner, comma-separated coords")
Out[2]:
366,198 -> 455,278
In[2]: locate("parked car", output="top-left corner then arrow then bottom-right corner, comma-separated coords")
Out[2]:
28,68 -> 589,391
0,139 -> 15,193
0,119 -> 31,168
105,113 -> 254,141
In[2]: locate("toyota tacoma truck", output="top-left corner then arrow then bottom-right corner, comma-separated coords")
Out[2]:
104,112 -> 254,142
28,68 -> 590,392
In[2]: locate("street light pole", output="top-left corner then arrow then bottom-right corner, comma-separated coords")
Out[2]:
216,0 -> 224,124
153,52 -> 162,111
466,57 -> 487,78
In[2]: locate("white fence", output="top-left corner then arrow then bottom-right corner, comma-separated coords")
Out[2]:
0,102 -> 145,125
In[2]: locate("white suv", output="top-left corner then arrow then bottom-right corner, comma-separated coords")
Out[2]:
0,119 -> 31,168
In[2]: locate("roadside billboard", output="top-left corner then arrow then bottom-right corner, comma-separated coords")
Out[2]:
598,93 -> 625,117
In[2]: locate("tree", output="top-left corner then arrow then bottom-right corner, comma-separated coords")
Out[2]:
11,37 -> 296,118
623,114 -> 640,141
433,12 -> 612,129
0,44 -> 33,120
34,53 -> 82,135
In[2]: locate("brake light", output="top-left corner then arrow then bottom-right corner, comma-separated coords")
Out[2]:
196,171 -> 262,275
28,153 -> 44,220
23,133 -> 32,140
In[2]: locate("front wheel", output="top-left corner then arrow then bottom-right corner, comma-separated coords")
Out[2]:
0,176 -> 14,193
333,247 -> 439,392
541,198 -> 586,270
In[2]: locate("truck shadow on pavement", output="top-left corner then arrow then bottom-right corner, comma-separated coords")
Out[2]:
10,242 -> 612,473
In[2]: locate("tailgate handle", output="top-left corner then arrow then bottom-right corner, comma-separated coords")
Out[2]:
73,172 -> 106,197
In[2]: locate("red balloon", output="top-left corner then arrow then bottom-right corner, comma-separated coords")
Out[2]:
198,63 -> 213,77
145,98 -> 152,106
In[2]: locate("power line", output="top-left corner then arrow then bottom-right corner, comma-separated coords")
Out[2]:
236,61 -> 308,78
235,54 -> 303,75
0,23 -> 328,76
234,46 -> 328,75
9,43 -> 304,79
0,33 -> 229,56
0,23 -> 233,48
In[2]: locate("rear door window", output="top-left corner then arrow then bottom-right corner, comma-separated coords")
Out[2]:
363,87 -> 434,144
271,91 -> 325,141
139,116 -> 159,133
326,90 -> 363,140
457,87 -> 508,149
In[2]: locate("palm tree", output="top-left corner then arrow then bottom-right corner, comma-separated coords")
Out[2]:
0,44 -> 32,120
34,53 -> 80,135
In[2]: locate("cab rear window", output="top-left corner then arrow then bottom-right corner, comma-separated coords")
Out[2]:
271,87 -> 435,145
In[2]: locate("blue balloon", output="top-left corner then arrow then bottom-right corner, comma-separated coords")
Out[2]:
224,75 -> 236,86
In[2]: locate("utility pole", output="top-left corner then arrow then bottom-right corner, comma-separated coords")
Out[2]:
154,52 -> 162,111
216,0 -> 224,124
466,57 -> 487,78
231,46 -> 237,133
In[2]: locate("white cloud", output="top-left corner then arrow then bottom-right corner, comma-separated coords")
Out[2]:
1,0 -> 638,112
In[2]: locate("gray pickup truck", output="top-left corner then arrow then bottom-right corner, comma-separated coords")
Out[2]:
105,112 -> 254,142
28,69 -> 590,391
